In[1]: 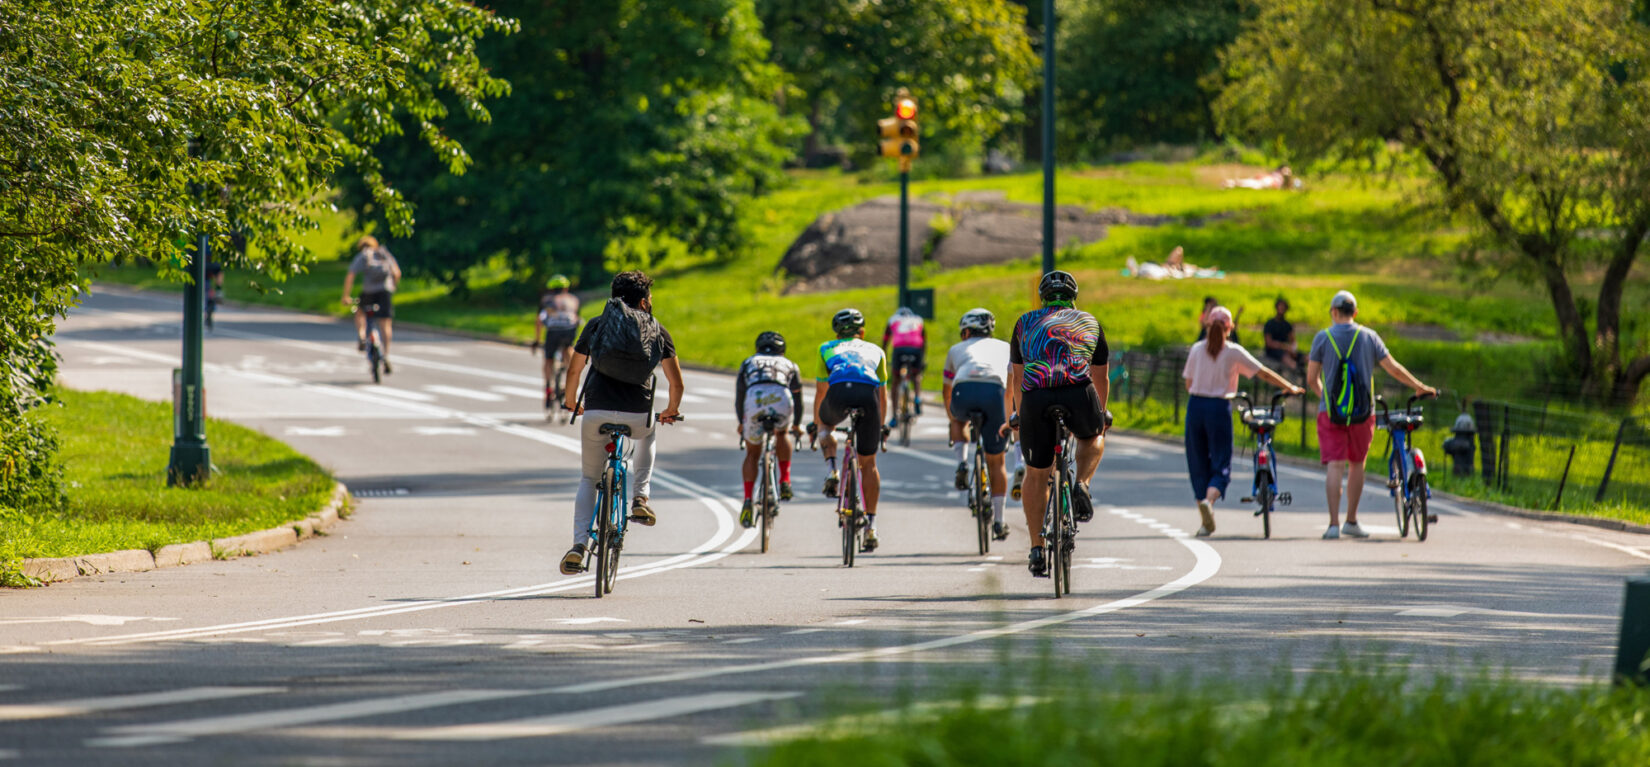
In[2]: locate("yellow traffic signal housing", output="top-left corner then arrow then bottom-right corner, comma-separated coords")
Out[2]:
878,96 -> 920,159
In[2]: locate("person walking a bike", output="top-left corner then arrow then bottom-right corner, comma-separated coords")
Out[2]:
943,307 -> 1015,542
882,306 -> 927,430
531,274 -> 582,410
340,235 -> 402,372
1008,271 -> 1110,578
1182,306 -> 1303,537
813,308 -> 890,552
1306,290 -> 1435,540
735,331 -> 804,528
558,271 -> 685,575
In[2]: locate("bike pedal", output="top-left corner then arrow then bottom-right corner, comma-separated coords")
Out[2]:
1279,493 -> 1292,506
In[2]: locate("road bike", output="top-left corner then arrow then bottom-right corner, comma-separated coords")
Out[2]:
545,344 -> 573,424
746,412 -> 789,554
892,367 -> 920,447
810,408 -> 885,567
961,410 -> 994,555
353,300 -> 384,384
1236,392 -> 1295,539
1034,406 -> 1077,597
1378,392 -> 1437,542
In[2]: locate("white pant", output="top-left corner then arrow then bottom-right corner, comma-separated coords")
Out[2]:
572,409 -> 657,546
742,384 -> 793,438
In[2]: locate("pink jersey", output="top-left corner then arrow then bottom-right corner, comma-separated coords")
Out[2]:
885,315 -> 925,348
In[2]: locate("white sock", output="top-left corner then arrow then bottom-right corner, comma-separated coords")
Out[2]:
953,442 -> 967,462
991,495 -> 1006,524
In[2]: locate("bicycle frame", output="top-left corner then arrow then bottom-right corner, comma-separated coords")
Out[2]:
753,413 -> 784,554
966,411 -> 992,555
588,429 -> 631,596
1235,392 -> 1293,539
1378,393 -> 1435,541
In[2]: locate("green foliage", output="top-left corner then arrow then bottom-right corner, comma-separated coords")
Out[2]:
758,0 -> 1037,168
343,0 -> 805,294
0,409 -> 64,515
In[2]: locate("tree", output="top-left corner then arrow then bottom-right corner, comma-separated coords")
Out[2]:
0,0 -> 510,509
1217,0 -> 1650,403
1058,0 -> 1248,154
342,0 -> 803,291
757,0 -> 1038,168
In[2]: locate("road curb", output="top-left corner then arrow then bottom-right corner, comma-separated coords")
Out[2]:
19,482 -> 350,585
1114,427 -> 1650,536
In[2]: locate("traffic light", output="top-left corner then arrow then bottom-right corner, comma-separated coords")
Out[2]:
878,92 -> 919,163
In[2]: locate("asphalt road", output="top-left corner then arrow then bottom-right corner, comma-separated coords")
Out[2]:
3,287 -> 1647,765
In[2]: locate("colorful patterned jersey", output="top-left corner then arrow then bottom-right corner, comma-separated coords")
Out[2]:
1010,307 -> 1109,391
815,337 -> 889,386
884,314 -> 925,348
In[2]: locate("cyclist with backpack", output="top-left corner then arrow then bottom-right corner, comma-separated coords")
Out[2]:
339,235 -> 402,372
813,308 -> 890,552
1306,290 -> 1435,540
557,271 -> 685,575
944,307 -> 1015,541
735,331 -> 805,528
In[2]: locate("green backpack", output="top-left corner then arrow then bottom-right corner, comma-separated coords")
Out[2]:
1323,329 -> 1372,425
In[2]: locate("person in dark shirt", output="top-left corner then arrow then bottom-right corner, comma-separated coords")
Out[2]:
1195,296 -> 1241,345
1262,297 -> 1300,372
556,271 -> 684,575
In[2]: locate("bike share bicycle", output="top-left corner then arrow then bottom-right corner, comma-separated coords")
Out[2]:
809,409 -> 886,567
1236,392 -> 1296,539
352,299 -> 385,384
1378,392 -> 1438,541
744,412 -> 791,553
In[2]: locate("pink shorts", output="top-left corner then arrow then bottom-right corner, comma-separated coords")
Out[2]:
1317,411 -> 1375,464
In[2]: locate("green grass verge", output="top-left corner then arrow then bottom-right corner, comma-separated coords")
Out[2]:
0,389 -> 335,586
744,659 -> 1650,767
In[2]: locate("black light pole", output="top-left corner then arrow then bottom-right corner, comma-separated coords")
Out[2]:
898,167 -> 910,308
1041,0 -> 1057,275
167,140 -> 211,486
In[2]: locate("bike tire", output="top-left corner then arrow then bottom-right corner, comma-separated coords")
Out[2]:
1060,472 -> 1073,595
594,482 -> 613,599
973,446 -> 989,556
1257,473 -> 1274,540
760,451 -> 775,554
1391,458 -> 1409,538
1048,482 -> 1066,599
841,464 -> 858,567
1411,475 -> 1430,542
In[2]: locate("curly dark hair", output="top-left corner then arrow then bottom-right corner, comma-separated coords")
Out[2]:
611,270 -> 653,308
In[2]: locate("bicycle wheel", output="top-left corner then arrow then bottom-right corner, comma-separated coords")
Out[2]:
1410,475 -> 1430,542
1390,457 -> 1409,538
1060,479 -> 1073,595
841,463 -> 858,567
594,477 -> 613,599
1047,482 -> 1066,598
759,450 -> 776,554
367,342 -> 381,384
898,384 -> 913,447
973,444 -> 990,555
1256,472 -> 1274,540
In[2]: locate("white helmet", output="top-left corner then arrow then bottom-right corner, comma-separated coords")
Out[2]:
893,306 -> 917,319
959,307 -> 995,335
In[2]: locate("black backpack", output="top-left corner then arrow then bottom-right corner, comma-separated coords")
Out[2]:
1323,328 -> 1373,425
585,298 -> 666,385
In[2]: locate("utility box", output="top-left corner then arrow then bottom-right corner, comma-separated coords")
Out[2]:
906,288 -> 935,320
1617,576 -> 1650,686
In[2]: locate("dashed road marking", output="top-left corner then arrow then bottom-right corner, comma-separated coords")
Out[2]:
0,686 -> 283,723
372,387 -> 438,402
489,385 -> 546,399
285,426 -> 345,437
423,385 -> 506,402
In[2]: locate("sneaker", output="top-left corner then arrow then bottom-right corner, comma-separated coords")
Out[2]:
739,499 -> 755,529
559,544 -> 587,575
914,399 -> 923,415
382,358 -> 392,375
544,389 -> 554,409
860,529 -> 879,553
780,481 -> 793,502
1322,525 -> 1341,540
1427,513 -> 1439,524
357,339 -> 366,352
629,497 -> 657,527
822,472 -> 839,498
992,522 -> 1011,541
1197,500 -> 1216,536
1028,546 -> 1049,577
1011,467 -> 1025,500
1340,521 -> 1370,538
954,462 -> 969,491
1072,481 -> 1095,523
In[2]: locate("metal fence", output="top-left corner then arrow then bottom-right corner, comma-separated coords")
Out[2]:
1108,349 -> 1649,515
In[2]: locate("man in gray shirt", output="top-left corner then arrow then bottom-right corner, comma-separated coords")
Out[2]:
339,235 -> 402,372
1306,291 -> 1435,540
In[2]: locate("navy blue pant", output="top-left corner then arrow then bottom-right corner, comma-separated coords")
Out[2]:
1185,395 -> 1233,501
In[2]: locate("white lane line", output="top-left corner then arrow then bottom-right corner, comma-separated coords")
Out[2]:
885,446 -> 958,468
423,385 -> 507,402
722,638 -> 764,645
284,426 -> 345,437
373,387 -> 438,402
784,628 -> 825,636
678,392 -> 711,404
409,426 -> 478,436
490,385 -> 547,399
1570,534 -> 1650,562
302,691 -> 801,742
834,619 -> 869,626
0,686 -> 283,723
88,689 -> 536,748
692,387 -> 732,398
1398,607 -> 1470,618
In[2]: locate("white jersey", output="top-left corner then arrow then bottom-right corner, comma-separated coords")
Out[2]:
943,337 -> 1011,388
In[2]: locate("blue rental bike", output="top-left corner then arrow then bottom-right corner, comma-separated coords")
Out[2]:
1236,392 -> 1295,539
1378,392 -> 1437,542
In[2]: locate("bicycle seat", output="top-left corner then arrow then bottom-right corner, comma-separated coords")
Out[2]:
754,413 -> 784,429
1043,405 -> 1072,423
598,423 -> 632,437
966,409 -> 987,426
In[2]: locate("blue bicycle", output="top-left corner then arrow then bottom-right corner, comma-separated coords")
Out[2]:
1236,392 -> 1295,539
1378,392 -> 1437,542
585,422 -> 634,597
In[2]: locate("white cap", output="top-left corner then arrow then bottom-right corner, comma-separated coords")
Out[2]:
1331,290 -> 1357,312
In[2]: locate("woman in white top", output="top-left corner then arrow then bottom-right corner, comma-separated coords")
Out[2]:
1182,306 -> 1303,537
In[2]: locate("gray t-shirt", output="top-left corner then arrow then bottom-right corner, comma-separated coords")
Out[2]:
1308,322 -> 1389,401
349,247 -> 399,294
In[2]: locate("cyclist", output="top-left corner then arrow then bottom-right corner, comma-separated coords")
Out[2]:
943,307 -> 1014,541
558,271 -> 684,575
813,307 -> 890,552
531,274 -> 582,408
339,235 -> 402,373
735,331 -> 805,528
1007,270 -> 1110,578
882,306 -> 927,429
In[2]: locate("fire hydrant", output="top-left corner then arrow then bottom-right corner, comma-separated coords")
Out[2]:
1441,413 -> 1476,478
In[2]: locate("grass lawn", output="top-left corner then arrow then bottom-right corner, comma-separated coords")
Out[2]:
0,389 -> 336,586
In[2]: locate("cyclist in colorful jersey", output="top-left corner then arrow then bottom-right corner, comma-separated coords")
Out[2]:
813,307 -> 890,552
882,306 -> 927,428
944,307 -> 1015,542
735,331 -> 805,528
531,274 -> 581,408
1008,270 -> 1111,578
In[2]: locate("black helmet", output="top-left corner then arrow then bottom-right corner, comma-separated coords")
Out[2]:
831,307 -> 865,337
1038,270 -> 1079,303
755,330 -> 786,355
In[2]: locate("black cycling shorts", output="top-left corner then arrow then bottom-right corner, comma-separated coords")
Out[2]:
891,347 -> 925,374
542,328 -> 577,358
819,382 -> 882,457
950,381 -> 1008,455
1019,382 -> 1106,470
359,290 -> 394,319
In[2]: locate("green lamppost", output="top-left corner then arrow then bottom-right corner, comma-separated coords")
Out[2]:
167,140 -> 211,486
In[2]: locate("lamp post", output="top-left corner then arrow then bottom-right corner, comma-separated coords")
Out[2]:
1040,0 -> 1057,275
167,140 -> 211,486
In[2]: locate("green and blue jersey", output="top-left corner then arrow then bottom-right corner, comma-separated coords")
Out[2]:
815,337 -> 889,386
